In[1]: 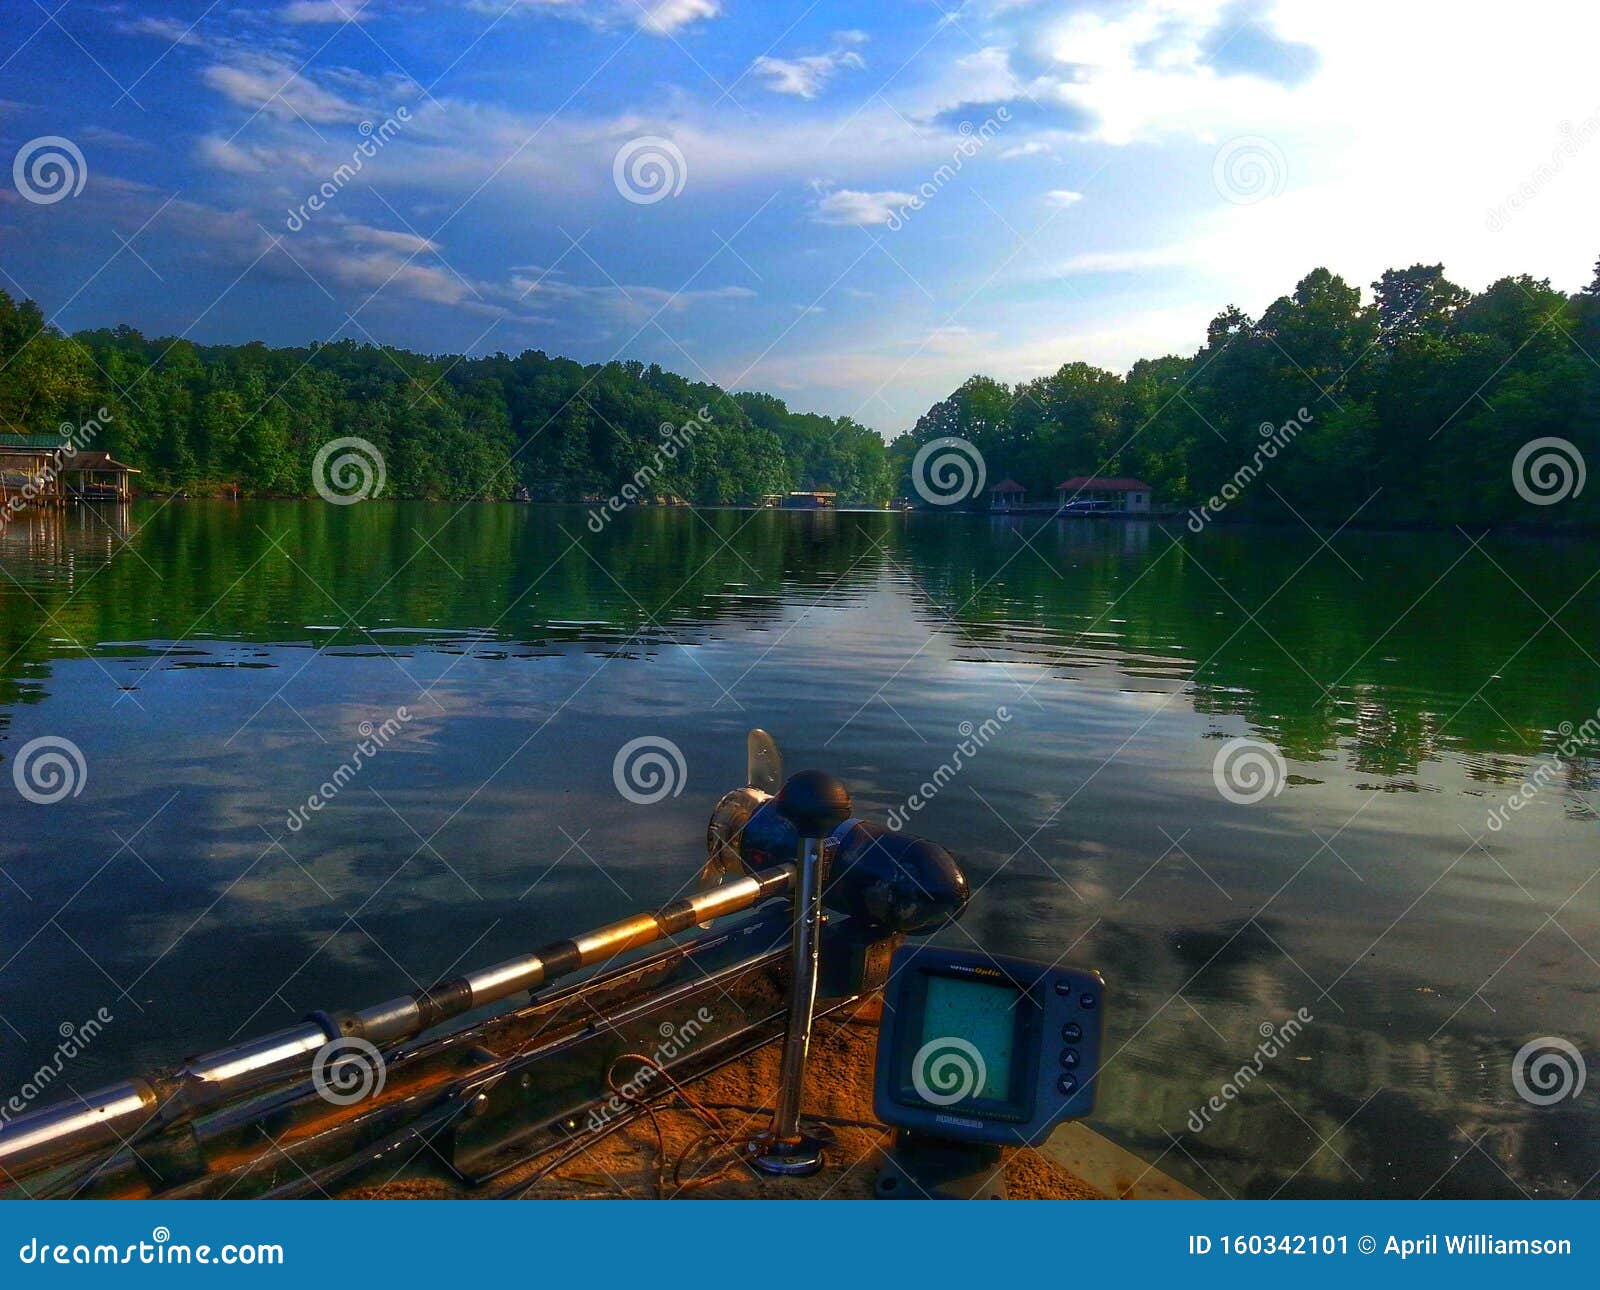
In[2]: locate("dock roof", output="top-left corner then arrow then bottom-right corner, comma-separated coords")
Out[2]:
1056,476 -> 1150,492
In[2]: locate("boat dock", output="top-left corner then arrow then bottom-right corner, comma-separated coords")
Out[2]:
0,434 -> 139,515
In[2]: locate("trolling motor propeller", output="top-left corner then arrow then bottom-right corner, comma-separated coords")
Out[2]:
698,727 -> 784,894
746,726 -> 783,795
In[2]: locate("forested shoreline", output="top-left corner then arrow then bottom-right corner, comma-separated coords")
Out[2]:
2,256 -> 1596,527
898,260 -> 1599,528
0,293 -> 892,506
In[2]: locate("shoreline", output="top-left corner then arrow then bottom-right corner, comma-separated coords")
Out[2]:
63,494 -> 1600,540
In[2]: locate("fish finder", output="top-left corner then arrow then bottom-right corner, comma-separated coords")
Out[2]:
872,943 -> 1105,1199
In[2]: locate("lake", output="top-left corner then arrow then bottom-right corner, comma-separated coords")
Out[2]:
0,501 -> 1595,1198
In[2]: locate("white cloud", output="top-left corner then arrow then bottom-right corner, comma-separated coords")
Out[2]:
79,126 -> 153,152
342,224 -> 438,255
636,0 -> 719,34
929,45 -> 1022,115
282,0 -> 372,21
750,33 -> 868,99
812,188 -> 915,226
999,140 -> 1052,160
464,0 -> 717,35
121,15 -> 205,45
1045,189 -> 1083,207
1046,247 -> 1190,277
196,134 -> 269,174
512,274 -> 754,324
1014,1 -> 1600,301
203,58 -> 368,124
322,247 -> 475,305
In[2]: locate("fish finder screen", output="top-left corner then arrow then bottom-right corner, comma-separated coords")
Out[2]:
919,974 -> 1018,1102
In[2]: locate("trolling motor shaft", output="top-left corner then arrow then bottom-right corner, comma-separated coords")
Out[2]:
747,771 -> 855,1177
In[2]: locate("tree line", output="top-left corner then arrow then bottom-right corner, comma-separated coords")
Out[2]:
890,260 -> 1600,527
0,292 -> 892,505
2,257 -> 1596,525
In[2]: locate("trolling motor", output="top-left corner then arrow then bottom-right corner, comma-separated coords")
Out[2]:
702,730 -> 972,1177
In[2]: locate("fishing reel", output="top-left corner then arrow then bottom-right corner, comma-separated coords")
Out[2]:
700,729 -> 969,935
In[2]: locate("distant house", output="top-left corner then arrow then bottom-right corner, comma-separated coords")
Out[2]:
782,490 -> 836,509
1056,476 -> 1152,514
988,478 -> 1027,511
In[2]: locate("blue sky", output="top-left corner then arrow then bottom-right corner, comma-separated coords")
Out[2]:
2,0 -> 1598,432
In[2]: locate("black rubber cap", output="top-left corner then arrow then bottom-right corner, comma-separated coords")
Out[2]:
774,770 -> 852,838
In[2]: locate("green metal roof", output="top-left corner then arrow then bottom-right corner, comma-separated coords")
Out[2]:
0,433 -> 79,450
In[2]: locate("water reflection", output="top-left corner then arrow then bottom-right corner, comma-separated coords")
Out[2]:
0,503 -> 1595,1199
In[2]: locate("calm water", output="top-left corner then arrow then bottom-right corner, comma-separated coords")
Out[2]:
1,502 -> 1596,1198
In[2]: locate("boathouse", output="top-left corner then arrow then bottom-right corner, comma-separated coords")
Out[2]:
1056,476 -> 1152,513
989,478 -> 1027,511
0,434 -> 139,509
